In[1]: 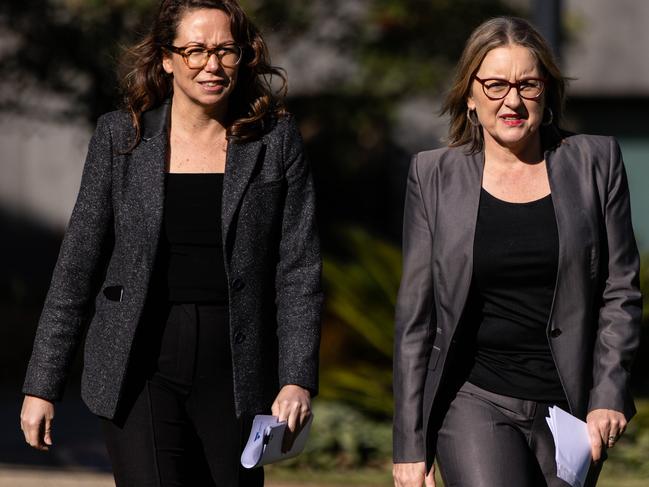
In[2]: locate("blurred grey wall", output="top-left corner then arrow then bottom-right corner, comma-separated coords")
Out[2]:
564,0 -> 649,96
563,0 -> 649,249
0,101 -> 89,231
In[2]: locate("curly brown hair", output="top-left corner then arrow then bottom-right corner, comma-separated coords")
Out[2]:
442,16 -> 566,153
119,0 -> 287,147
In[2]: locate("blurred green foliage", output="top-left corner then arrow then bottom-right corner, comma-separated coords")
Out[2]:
250,0 -> 519,98
266,399 -> 649,484
239,0 -> 311,34
0,0 -> 516,119
0,0 -> 151,117
325,228 -> 399,357
605,399 -> 649,479
279,400 -> 392,470
356,0 -> 517,97
320,228 -> 401,418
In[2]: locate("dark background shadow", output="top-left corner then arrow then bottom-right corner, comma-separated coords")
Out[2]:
0,208 -> 110,469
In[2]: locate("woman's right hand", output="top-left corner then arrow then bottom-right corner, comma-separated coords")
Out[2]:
20,395 -> 55,451
393,462 -> 436,487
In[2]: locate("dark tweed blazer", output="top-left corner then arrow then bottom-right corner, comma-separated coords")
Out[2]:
392,133 -> 642,468
23,100 -> 323,420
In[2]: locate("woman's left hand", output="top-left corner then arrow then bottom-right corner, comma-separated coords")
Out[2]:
272,384 -> 311,453
586,408 -> 627,463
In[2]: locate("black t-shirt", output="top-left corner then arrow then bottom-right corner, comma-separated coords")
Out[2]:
467,188 -> 565,402
155,173 -> 228,303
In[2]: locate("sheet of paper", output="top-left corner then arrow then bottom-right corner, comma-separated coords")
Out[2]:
546,406 -> 592,487
241,415 -> 279,469
241,414 -> 313,469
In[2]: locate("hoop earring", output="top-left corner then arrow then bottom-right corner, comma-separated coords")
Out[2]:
467,108 -> 480,127
542,107 -> 554,126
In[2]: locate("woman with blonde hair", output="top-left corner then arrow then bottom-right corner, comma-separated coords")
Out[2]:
393,16 -> 641,487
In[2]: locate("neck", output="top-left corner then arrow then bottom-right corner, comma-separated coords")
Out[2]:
170,95 -> 229,138
484,133 -> 543,166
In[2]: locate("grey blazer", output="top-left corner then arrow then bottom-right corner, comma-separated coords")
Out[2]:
393,133 -> 642,468
23,100 -> 323,420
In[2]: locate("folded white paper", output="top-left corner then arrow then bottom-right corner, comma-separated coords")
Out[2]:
545,406 -> 592,487
240,414 -> 313,469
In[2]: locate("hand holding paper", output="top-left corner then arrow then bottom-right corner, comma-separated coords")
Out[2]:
240,414 -> 313,469
586,408 -> 627,462
546,406 -> 591,487
271,384 -> 312,453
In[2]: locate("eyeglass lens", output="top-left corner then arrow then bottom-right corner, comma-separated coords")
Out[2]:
481,79 -> 544,99
184,46 -> 241,69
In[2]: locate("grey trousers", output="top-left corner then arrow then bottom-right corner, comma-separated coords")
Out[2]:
435,381 -> 602,487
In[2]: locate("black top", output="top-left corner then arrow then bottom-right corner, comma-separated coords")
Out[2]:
156,173 -> 228,303
467,188 -> 565,402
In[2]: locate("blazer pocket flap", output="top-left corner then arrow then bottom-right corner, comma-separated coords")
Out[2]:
247,178 -> 284,192
103,285 -> 124,302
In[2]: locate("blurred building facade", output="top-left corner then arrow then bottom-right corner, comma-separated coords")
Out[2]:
560,0 -> 649,249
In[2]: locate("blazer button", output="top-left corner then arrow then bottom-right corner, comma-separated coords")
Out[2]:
232,278 -> 245,291
550,328 -> 562,338
234,331 -> 246,344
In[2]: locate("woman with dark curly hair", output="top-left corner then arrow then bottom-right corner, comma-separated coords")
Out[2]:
20,1 -> 322,485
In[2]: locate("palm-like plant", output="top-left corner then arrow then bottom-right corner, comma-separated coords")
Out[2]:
320,227 -> 401,418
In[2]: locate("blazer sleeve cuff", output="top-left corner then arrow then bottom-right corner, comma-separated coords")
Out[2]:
22,372 -> 65,403
588,388 -> 636,421
392,425 -> 426,463
279,374 -> 319,398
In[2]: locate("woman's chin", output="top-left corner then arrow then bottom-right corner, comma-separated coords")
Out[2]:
490,129 -> 539,152
179,93 -> 231,111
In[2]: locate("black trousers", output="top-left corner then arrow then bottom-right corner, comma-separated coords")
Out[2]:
435,381 -> 602,487
100,302 -> 264,487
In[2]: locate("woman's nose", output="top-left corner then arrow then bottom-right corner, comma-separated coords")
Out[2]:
504,85 -> 523,106
204,53 -> 221,71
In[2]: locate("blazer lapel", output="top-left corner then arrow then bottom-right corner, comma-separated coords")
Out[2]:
131,101 -> 169,260
222,138 -> 264,243
436,149 -> 484,334
545,141 -> 592,415
546,146 -> 567,319
545,142 -> 589,323
129,100 -> 264,263
449,151 -> 483,330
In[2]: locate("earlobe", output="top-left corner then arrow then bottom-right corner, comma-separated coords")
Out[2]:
162,57 -> 173,75
467,97 -> 476,111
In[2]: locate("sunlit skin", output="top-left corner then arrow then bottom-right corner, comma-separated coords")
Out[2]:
464,44 -> 553,204
393,462 -> 436,487
162,8 -> 239,120
467,44 -> 545,162
162,8 -> 239,173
